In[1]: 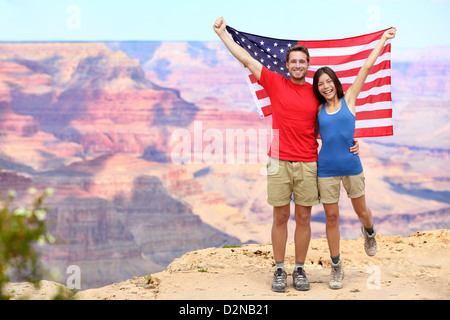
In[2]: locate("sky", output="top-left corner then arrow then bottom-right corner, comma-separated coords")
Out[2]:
0,0 -> 449,49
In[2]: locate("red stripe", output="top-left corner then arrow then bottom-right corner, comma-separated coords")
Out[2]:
297,28 -> 389,49
256,89 -> 269,100
235,26 -> 394,138
356,92 -> 391,106
261,105 -> 272,116
355,126 -> 393,138
335,60 -> 390,79
342,76 -> 391,91
248,73 -> 258,84
361,76 -> 391,90
356,109 -> 392,121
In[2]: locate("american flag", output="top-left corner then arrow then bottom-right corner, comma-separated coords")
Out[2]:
226,25 -> 393,138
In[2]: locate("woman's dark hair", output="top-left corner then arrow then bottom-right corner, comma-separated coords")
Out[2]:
313,66 -> 344,104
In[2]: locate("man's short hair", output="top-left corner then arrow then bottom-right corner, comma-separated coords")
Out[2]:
286,45 -> 310,63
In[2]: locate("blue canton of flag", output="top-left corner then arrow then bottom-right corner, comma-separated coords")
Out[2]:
226,25 -> 295,78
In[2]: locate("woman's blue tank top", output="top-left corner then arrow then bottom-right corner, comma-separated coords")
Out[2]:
317,98 -> 363,178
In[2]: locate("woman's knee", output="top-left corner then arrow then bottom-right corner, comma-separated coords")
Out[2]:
324,204 -> 339,227
356,207 -> 371,220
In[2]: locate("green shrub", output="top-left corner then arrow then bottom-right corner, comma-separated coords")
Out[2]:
0,185 -> 55,300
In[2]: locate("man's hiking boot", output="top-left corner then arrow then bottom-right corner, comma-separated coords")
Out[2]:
271,268 -> 287,292
293,267 -> 310,291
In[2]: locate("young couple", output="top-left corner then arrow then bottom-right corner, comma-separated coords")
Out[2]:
213,17 -> 396,291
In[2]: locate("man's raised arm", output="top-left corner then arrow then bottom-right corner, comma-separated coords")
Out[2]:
213,17 -> 263,81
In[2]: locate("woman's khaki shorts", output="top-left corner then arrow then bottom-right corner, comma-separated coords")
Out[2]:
266,157 -> 319,207
318,172 -> 365,204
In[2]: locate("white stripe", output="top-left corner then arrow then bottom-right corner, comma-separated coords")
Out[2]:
250,82 -> 264,91
356,117 -> 393,129
356,101 -> 392,112
257,97 -> 271,106
338,68 -> 391,85
241,66 -> 267,116
308,52 -> 391,72
308,39 -> 380,57
357,84 -> 391,99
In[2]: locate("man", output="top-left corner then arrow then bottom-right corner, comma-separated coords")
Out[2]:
213,17 -> 356,292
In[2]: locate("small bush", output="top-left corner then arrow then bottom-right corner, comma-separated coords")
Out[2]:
0,185 -> 55,300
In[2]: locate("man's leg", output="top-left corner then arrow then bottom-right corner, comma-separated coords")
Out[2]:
292,204 -> 311,291
271,203 -> 290,263
271,203 -> 290,292
294,204 -> 311,263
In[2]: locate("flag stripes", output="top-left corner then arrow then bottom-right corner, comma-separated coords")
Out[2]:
226,26 -> 393,138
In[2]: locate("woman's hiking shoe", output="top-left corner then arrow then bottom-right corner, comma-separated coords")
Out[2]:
329,260 -> 344,290
361,226 -> 377,256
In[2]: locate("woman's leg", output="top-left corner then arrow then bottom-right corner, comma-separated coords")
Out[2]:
350,195 -> 373,229
351,195 -> 377,256
323,202 -> 344,289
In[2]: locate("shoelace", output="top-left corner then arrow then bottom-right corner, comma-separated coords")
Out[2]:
331,264 -> 343,280
294,268 -> 306,279
273,269 -> 286,283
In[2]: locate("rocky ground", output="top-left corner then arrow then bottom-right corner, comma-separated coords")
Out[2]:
5,229 -> 449,301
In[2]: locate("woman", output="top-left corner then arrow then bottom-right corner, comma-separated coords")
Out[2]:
312,27 -> 397,290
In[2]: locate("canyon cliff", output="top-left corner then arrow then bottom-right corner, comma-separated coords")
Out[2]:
0,42 -> 448,289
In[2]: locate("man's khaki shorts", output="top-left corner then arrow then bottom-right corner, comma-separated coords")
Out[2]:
318,172 -> 365,204
266,157 -> 319,207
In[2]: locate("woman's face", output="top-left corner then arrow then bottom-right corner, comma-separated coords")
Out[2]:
317,72 -> 336,101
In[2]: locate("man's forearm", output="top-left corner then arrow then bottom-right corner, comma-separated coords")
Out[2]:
217,30 -> 253,67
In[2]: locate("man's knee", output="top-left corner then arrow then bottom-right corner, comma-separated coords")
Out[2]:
295,206 -> 311,226
273,205 -> 290,225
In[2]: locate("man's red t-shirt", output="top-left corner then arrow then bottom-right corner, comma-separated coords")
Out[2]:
259,66 -> 319,162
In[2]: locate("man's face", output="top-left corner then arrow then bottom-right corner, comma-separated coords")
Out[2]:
286,51 -> 309,82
